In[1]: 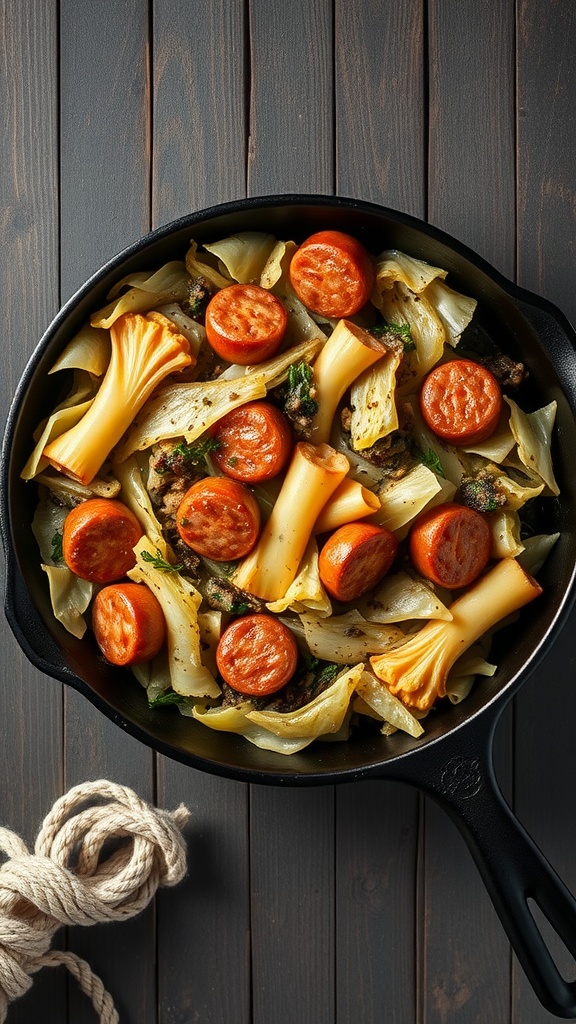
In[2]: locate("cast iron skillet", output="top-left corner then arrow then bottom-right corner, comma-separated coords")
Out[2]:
2,195 -> 576,1016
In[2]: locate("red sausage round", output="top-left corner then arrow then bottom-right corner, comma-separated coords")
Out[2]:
318,521 -> 398,602
409,502 -> 491,588
62,497 -> 142,583
92,582 -> 166,666
210,401 -> 293,482
419,357 -> 502,446
289,230 -> 374,318
176,476 -> 261,561
216,614 -> 299,696
204,283 -> 288,364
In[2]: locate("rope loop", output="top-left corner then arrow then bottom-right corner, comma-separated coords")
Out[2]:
0,781 -> 189,1022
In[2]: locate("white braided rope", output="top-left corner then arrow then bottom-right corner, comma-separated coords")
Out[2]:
0,781 -> 189,1022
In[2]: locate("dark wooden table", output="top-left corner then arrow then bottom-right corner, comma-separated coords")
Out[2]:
2,2 -> 576,1022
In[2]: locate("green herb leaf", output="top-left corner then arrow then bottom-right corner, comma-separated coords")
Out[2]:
148,690 -> 187,708
172,436 -> 221,465
51,531 -> 64,563
140,548 -> 183,572
416,446 -> 445,478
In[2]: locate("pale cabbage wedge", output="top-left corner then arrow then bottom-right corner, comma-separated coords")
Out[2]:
113,454 -> 169,555
185,238 -> 236,291
34,470 -> 121,503
246,664 -> 365,745
372,250 -> 448,297
204,231 -> 277,284
128,537 -> 220,699
460,458 -> 545,510
422,278 -> 477,347
462,407 -> 516,463
115,373 -> 268,459
49,324 -> 110,377
518,532 -> 560,576
90,261 -> 191,329
353,670 -> 424,738
445,644 -> 497,705
487,509 -> 525,559
260,239 -> 297,291
349,347 -> 403,451
41,566 -> 93,639
359,570 -> 452,623
505,397 -> 560,496
157,302 -> 206,358
266,538 -> 332,617
192,704 -> 318,755
32,499 -> 94,637
299,610 -> 404,664
131,653 -> 173,704
379,283 -> 446,389
371,463 -> 443,533
22,395 -> 94,480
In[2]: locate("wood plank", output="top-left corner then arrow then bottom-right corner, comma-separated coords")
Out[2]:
513,1 -> 576,1019
335,0 -> 426,217
248,0 -> 334,196
58,3 -> 156,1022
151,2 -> 252,1021
0,2 -> 67,1021
333,4 -> 425,1022
423,2 -> 517,1021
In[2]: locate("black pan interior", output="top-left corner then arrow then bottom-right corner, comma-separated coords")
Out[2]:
3,195 -> 576,784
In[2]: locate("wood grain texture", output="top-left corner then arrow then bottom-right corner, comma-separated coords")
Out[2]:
513,2 -> 576,1018
0,3 -> 66,1020
58,3 -> 156,1022
247,0 -> 334,196
335,0 -> 426,217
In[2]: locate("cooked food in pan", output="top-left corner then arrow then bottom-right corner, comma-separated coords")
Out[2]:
23,228 -> 559,754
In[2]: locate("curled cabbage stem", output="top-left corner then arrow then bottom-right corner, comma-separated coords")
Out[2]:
370,557 -> 542,712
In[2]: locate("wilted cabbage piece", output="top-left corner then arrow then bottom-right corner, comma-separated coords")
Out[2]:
23,398 -> 94,481
486,509 -> 525,559
505,397 -> 559,496
32,500 -> 94,637
128,537 -> 220,699
192,703 -> 317,755
422,278 -> 477,347
373,250 -> 448,296
49,324 -> 110,377
379,283 -> 445,389
266,538 -> 332,617
260,239 -> 297,291
354,670 -> 424,737
299,610 -> 404,663
349,348 -> 403,451
246,663 -> 365,744
517,533 -> 560,576
372,463 -> 443,533
204,231 -> 277,283
360,570 -> 452,623
112,454 -> 169,555
91,262 -> 192,329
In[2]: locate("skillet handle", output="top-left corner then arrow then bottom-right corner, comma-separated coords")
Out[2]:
395,718 -> 576,1018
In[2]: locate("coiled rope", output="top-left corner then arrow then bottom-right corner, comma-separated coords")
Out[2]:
0,779 -> 190,1022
